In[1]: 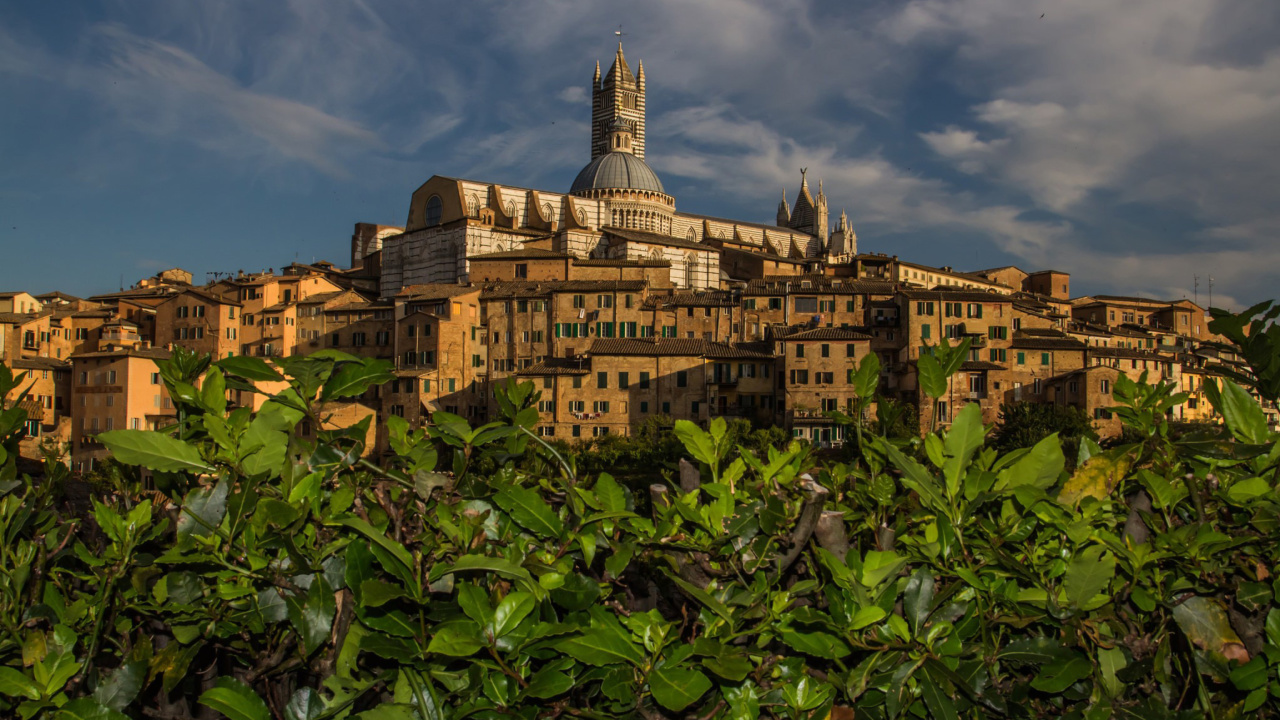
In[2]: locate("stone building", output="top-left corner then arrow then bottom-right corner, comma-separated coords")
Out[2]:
69,347 -> 175,471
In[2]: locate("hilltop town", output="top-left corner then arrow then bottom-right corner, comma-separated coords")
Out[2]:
0,45 -> 1245,471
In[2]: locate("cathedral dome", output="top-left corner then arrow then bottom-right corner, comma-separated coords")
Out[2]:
570,152 -> 666,195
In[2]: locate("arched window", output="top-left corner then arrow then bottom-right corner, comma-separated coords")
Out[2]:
467,194 -> 481,218
685,255 -> 697,289
425,195 -> 443,226
686,227 -> 697,242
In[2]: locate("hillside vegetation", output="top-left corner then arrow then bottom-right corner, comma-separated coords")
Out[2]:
0,304 -> 1279,719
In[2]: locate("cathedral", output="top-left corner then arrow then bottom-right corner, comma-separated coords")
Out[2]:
371,43 -> 858,298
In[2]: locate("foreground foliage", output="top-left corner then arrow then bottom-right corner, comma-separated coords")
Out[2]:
0,304 -> 1279,719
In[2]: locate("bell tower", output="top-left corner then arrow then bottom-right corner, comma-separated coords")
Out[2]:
591,43 -> 646,160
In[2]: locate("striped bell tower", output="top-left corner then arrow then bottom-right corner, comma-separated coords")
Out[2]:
591,43 -> 646,161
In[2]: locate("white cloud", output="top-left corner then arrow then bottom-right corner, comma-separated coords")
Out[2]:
557,86 -> 587,104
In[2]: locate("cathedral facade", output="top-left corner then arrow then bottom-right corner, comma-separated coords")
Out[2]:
374,44 -> 855,299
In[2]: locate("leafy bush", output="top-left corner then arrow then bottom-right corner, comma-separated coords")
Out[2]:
0,328 -> 1279,718
992,401 -> 1096,458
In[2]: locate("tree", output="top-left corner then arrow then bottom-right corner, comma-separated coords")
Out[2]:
992,401 -> 1096,457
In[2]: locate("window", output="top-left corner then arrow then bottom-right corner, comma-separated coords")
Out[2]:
639,372 -> 650,389
573,295 -> 585,309
796,344 -> 805,358
618,372 -> 629,389
1016,351 -> 1025,365
572,376 -> 582,389
988,326 -> 1008,340
597,372 -> 608,389
448,379 -> 456,392
425,195 -> 443,226
662,325 -> 677,338
1100,379 -> 1111,394
789,370 -> 809,384
640,401 -> 648,413
821,344 -> 830,358
916,301 -> 935,316
572,425 -> 581,437
538,400 -> 555,412
744,299 -> 757,310
107,370 -> 117,384
662,401 -> 671,414
593,401 -> 610,413
794,297 -> 818,314
514,264 -> 528,279
676,371 -> 687,388
624,295 -> 633,309
1012,318 -> 1021,331
593,426 -> 610,437
769,298 -> 782,310
967,303 -> 983,319
352,332 -> 366,347
376,331 -> 390,346
1041,352 -> 1050,366
598,295 -> 613,308
921,324 -> 931,339
1032,379 -> 1043,395
538,426 -> 554,437
569,401 -> 585,413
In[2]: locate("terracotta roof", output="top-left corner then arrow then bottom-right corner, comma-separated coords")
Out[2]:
161,287 -> 241,307
900,288 -> 1014,303
601,226 -> 721,253
642,291 -> 736,309
588,338 -> 775,359
71,347 -> 171,361
481,280 -> 646,299
775,328 -> 873,341
745,276 -> 897,296
298,290 -> 354,305
961,361 -> 1006,371
721,246 -> 808,266
572,258 -> 671,268
470,248 -> 571,261
10,357 -> 70,370
0,312 -> 40,324
395,284 -> 479,300
34,291 -> 81,302
1089,347 -> 1176,360
1011,337 -> 1087,350
516,359 -> 592,376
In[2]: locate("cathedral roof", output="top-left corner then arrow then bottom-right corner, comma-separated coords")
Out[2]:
570,152 -> 665,194
606,43 -> 635,85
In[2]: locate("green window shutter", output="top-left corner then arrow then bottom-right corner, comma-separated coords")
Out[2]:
1017,351 -> 1025,364
922,324 -> 931,339
1042,352 -> 1050,365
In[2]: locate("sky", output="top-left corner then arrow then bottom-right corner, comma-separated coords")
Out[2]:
1,0 -> 1278,309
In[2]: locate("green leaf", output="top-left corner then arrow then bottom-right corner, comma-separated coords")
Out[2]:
286,575 -> 336,656
593,474 -> 627,513
1064,545 -> 1116,608
331,517 -> 415,578
779,629 -> 851,660
673,419 -> 718,467
92,661 -> 146,711
0,666 -> 41,700
904,568 -> 935,637
217,356 -> 283,382
447,555 -> 538,594
942,403 -> 985,498
919,672 -> 959,720
56,699 -> 131,720
1030,653 -> 1092,693
561,629 -> 644,666
1230,656 -> 1267,691
918,352 -> 947,399
1172,596 -> 1250,666
1218,379 -> 1269,444
177,479 -> 229,541
523,668 -> 574,699
359,580 -> 406,608
999,637 -> 1066,665
1227,477 -> 1271,504
648,663 -> 712,712
490,591 -> 537,639
1058,452 -> 1131,505
493,486 -> 564,539
996,433 -> 1065,492
283,688 -> 325,720
427,624 -> 485,656
97,430 -> 212,474
198,677 -> 271,720
1098,647 -> 1126,698
321,359 -> 395,401
1237,582 -> 1272,612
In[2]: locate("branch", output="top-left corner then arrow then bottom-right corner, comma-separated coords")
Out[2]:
772,477 -> 829,581
814,511 -> 849,562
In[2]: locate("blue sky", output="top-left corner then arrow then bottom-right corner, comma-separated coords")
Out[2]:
2,0 -> 1278,308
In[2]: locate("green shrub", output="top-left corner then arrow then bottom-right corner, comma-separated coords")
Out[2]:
0,318 -> 1277,718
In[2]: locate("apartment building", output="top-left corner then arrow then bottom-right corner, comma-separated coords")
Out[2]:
69,347 -> 175,470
